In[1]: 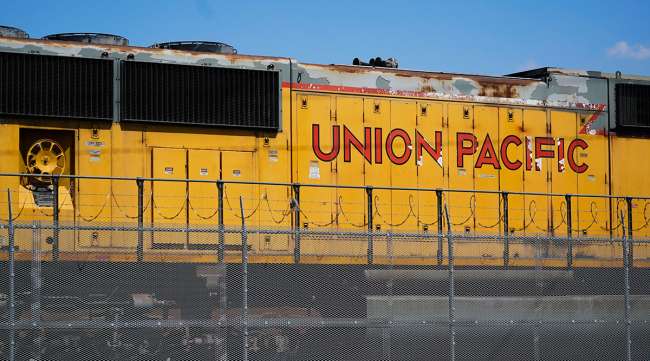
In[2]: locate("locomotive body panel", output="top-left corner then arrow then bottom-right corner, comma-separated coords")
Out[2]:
0,36 -> 648,268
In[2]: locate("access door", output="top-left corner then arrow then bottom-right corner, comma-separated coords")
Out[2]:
152,147 -> 187,248
188,149 -> 220,248
221,151 -> 258,248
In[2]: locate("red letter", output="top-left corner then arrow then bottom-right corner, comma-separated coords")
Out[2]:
456,132 -> 477,168
567,139 -> 589,173
475,134 -> 501,169
500,135 -> 522,170
374,128 -> 383,164
525,136 -> 533,171
312,124 -> 340,162
535,137 -> 555,159
386,128 -> 412,165
343,126 -> 372,163
557,138 -> 565,172
415,130 -> 443,167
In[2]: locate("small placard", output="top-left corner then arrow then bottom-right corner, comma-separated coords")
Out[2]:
232,169 -> 241,177
164,167 -> 173,175
309,161 -> 320,179
85,141 -> 104,147
200,168 -> 209,176
269,149 -> 279,162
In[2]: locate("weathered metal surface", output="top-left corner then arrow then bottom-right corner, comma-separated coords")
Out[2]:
364,269 -> 575,281
0,37 -> 293,81
366,295 -> 650,321
0,35 -> 629,119
0,26 -> 28,39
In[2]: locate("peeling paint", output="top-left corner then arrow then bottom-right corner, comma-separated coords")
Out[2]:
1,35 -> 640,137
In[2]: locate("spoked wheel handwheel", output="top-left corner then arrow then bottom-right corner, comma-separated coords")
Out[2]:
25,139 -> 66,187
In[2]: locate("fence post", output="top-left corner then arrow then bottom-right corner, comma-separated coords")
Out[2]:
443,204 -> 455,361
436,190 -> 443,266
31,221 -> 42,325
502,192 -> 509,268
136,178 -> 144,262
7,189 -> 16,361
52,175 -> 60,261
239,196 -> 249,361
293,183 -> 301,264
217,180 -> 224,263
565,195 -> 573,269
620,210 -> 632,361
625,197 -> 634,267
366,186 -> 373,265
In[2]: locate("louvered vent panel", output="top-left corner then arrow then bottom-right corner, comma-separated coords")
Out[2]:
616,83 -> 650,128
120,61 -> 280,130
0,52 -> 113,119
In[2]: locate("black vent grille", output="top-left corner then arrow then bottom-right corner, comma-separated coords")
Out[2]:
120,61 -> 280,130
616,83 -> 650,128
0,52 -> 113,119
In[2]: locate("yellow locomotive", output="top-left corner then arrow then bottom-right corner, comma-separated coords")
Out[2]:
0,33 -> 649,267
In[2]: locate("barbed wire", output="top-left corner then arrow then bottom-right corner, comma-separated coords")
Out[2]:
76,193 -> 110,222
187,197 -> 219,220
262,192 -> 292,224
224,187 -> 260,220
0,193 -> 27,222
335,195 -> 366,228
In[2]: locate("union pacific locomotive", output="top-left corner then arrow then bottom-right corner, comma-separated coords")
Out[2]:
1,27 -> 649,360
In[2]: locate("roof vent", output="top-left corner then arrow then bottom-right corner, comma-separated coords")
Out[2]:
353,57 -> 398,69
0,25 -> 29,39
42,33 -> 129,46
150,41 -> 237,54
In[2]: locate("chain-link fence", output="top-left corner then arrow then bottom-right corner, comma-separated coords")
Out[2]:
1,174 -> 649,360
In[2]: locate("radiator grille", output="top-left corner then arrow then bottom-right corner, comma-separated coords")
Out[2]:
616,83 -> 650,129
0,52 -> 113,119
120,61 -> 280,130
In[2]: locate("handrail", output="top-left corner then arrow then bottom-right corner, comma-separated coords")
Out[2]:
2,173 -> 649,200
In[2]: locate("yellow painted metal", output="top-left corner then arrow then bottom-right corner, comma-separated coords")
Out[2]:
549,111 -> 577,261
77,128 -> 112,248
152,147 -> 187,247
576,119 -> 612,259
221,150 -> 257,247
334,95 -> 366,256
499,107 -> 525,259
416,101 -> 444,258
188,149 -> 219,246
522,109 -> 549,234
447,103 -> 474,234
389,100 -> 420,257
520,109 -> 549,262
295,93 -> 335,255
611,137 -> 650,260
3,86 -> 650,268
550,110 -> 577,235
472,106 -> 502,261
110,123 -> 147,248
499,108 -> 528,264
363,97 -> 391,257
257,109 -> 291,252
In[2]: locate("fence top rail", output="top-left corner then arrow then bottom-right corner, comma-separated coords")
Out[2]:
1,172 -> 649,200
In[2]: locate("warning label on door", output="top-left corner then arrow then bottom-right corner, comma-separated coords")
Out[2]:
309,161 -> 320,179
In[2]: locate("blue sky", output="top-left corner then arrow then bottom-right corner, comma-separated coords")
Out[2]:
3,0 -> 650,76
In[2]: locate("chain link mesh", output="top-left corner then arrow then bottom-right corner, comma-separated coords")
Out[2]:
1,177 -> 649,360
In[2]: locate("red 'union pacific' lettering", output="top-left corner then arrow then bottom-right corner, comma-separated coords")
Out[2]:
311,124 -> 589,173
